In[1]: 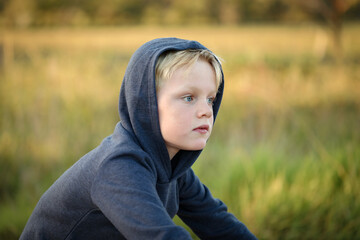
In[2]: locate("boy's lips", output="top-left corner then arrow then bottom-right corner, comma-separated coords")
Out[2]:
193,124 -> 210,134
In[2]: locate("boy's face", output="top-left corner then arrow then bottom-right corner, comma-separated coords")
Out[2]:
157,58 -> 217,159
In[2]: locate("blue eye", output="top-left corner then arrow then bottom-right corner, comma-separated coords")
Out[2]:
207,97 -> 215,105
184,96 -> 193,102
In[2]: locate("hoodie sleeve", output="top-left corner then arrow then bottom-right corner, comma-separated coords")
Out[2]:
177,169 -> 257,240
90,156 -> 192,240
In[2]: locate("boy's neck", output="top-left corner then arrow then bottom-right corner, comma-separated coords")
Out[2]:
167,148 -> 178,160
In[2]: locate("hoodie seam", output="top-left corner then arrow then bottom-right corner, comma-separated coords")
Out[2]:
64,208 -> 99,240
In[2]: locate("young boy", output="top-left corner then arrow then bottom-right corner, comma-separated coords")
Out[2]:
20,38 -> 257,239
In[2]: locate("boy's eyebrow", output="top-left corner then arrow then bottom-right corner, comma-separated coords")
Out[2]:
179,85 -> 217,95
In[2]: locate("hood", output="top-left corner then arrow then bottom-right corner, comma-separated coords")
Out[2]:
118,37 -> 224,182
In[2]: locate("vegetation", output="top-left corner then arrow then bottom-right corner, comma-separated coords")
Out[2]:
1,0 -> 360,28
0,24 -> 360,239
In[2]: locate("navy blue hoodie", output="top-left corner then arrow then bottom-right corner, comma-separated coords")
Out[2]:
20,38 -> 257,240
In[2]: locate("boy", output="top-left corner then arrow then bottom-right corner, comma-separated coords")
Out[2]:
20,38 -> 257,239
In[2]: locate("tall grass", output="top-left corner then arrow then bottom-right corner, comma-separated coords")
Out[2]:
1,24 -> 359,239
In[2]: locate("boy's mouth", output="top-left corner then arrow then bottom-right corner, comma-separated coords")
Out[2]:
193,125 -> 209,134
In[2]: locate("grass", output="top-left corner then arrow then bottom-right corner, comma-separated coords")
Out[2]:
1,24 -> 360,239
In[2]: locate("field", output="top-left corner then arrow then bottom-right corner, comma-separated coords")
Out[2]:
1,24 -> 360,239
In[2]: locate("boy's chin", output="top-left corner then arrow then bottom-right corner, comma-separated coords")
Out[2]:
185,143 -> 207,151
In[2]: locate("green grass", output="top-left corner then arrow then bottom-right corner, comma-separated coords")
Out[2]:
1,24 -> 360,239
188,101 -> 360,239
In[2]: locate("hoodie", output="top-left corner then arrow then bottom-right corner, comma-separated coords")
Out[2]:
20,38 -> 257,240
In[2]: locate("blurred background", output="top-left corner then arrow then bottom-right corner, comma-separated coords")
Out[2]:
1,0 -> 360,239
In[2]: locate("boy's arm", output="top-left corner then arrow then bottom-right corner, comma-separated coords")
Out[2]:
90,157 -> 192,240
177,169 -> 257,240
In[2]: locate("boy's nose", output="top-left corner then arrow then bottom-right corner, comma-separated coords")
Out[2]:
197,100 -> 213,118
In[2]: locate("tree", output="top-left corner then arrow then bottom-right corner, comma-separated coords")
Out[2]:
292,0 -> 360,62
2,0 -> 35,28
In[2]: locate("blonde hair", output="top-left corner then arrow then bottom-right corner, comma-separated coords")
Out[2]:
155,49 -> 223,91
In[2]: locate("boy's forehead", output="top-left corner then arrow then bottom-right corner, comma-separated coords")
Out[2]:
169,69 -> 217,93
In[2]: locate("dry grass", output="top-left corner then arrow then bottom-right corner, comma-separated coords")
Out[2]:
0,24 -> 360,239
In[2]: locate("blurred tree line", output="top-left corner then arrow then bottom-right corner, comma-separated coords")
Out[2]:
0,0 -> 359,28
0,0 -> 359,61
